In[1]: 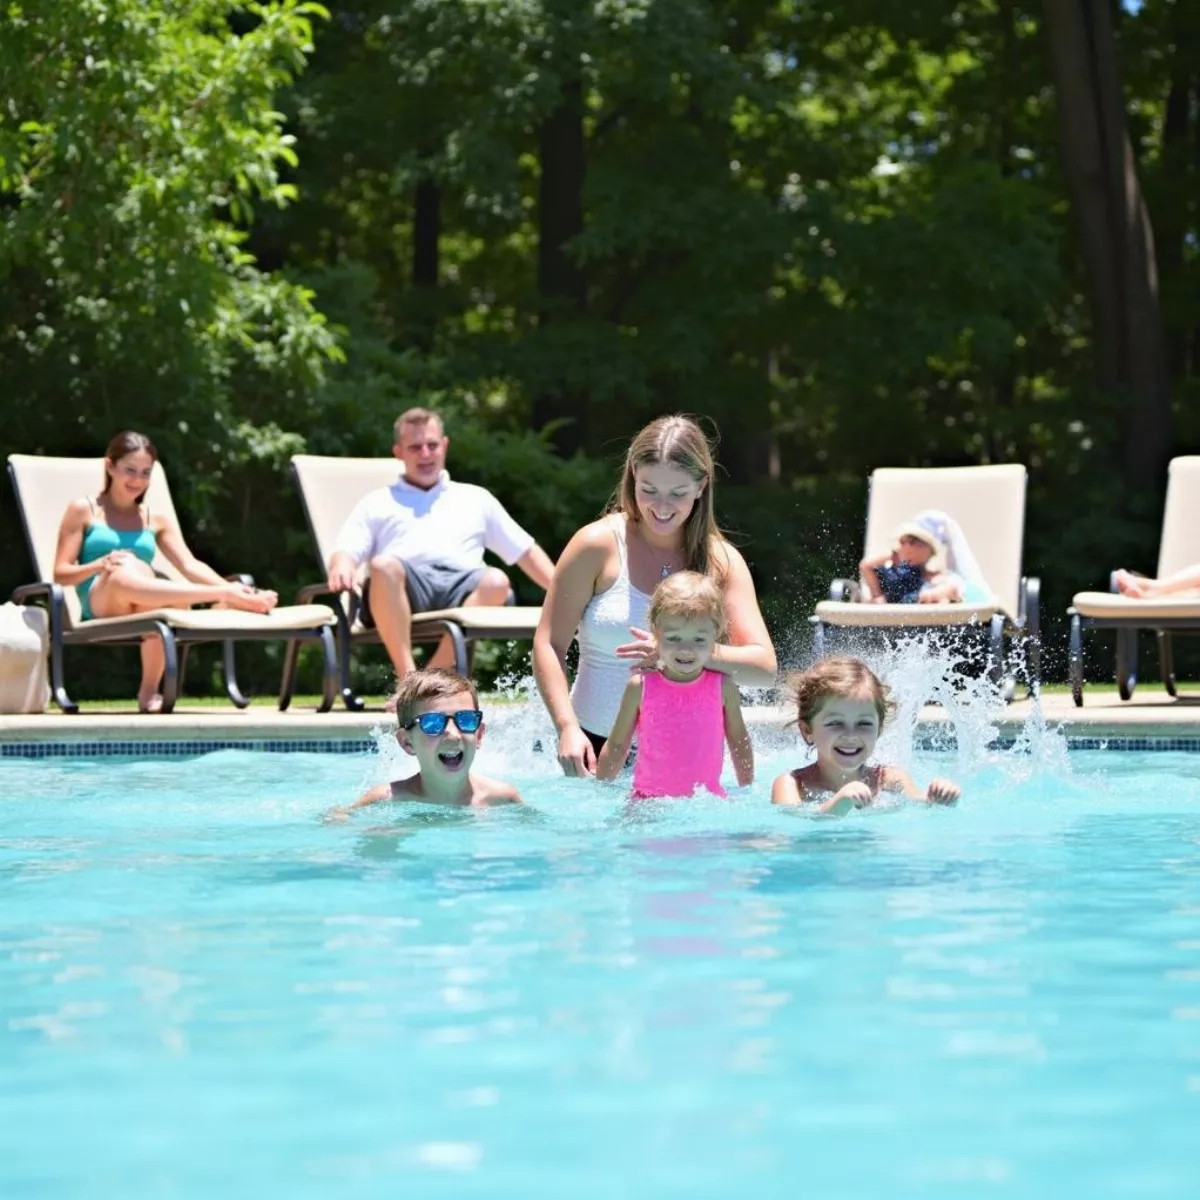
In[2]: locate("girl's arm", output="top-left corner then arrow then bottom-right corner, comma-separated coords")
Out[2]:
880,766 -> 960,804
531,523 -> 611,775
771,770 -> 804,806
596,675 -> 643,780
52,499 -> 106,587
859,552 -> 891,601
705,542 -> 777,687
878,765 -> 924,799
155,513 -> 230,585
722,675 -> 754,786
917,573 -> 964,604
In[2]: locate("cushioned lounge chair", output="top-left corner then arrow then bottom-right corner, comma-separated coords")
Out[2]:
286,455 -> 543,710
7,455 -> 338,714
1068,456 -> 1200,705
811,464 -> 1040,697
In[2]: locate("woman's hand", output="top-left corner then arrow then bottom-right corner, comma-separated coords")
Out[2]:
615,626 -> 658,671
557,724 -> 597,778
101,550 -> 133,575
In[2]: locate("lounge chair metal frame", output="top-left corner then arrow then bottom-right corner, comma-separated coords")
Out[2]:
809,464 -> 1041,699
1067,574 -> 1197,706
1067,457 -> 1200,706
812,575 -> 1041,700
7,457 -> 338,714
284,456 -> 543,711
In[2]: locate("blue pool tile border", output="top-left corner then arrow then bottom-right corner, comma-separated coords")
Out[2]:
2,734 -> 1200,759
917,735 -> 1200,753
0,738 -> 377,759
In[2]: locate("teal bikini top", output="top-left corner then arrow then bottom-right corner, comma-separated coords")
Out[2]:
78,502 -> 158,567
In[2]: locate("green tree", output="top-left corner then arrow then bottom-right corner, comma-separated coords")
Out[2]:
0,0 -> 341,480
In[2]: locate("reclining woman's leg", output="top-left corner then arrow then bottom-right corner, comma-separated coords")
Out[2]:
139,636 -> 165,713
1114,564 -> 1200,599
88,560 -> 277,617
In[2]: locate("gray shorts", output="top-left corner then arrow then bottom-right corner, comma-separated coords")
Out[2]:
360,561 -> 501,627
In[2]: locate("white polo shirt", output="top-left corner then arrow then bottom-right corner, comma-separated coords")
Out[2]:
334,471 -> 535,571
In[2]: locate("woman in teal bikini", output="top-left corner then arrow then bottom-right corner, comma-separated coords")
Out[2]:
52,431 -> 278,712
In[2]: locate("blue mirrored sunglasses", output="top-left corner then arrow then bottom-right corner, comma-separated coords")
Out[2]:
403,709 -> 483,736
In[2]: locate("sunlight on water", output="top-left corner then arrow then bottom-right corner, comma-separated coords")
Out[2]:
373,631 -> 1069,798
3,634 -> 1198,1199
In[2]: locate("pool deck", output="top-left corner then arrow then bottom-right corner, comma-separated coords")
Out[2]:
1,689 -> 1199,746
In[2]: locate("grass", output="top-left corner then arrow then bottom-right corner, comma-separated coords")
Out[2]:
72,691 -> 530,712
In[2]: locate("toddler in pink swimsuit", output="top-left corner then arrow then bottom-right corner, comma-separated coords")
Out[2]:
597,571 -> 754,798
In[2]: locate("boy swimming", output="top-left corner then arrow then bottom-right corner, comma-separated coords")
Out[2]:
337,667 -> 522,813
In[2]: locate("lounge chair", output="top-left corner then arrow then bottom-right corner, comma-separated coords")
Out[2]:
811,464 -> 1040,696
286,455 -> 543,710
1068,456 -> 1200,705
7,454 -> 338,714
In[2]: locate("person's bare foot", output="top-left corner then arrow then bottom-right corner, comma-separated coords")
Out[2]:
1113,569 -> 1149,599
137,692 -> 164,714
220,584 -> 278,614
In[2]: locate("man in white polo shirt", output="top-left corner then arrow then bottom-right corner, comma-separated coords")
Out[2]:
326,407 -> 556,682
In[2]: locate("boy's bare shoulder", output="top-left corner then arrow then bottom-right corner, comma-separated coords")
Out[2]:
472,774 -> 523,806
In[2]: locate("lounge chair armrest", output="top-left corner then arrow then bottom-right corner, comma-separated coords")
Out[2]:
296,579 -> 359,628
295,580 -> 342,605
829,578 -> 861,603
1020,576 -> 1041,638
12,580 -> 59,606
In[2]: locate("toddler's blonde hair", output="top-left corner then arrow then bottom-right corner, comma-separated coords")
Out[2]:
647,570 -> 726,636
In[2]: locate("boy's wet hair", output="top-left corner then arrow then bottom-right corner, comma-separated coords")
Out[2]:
647,570 -> 726,636
786,656 -> 895,731
393,667 -> 479,727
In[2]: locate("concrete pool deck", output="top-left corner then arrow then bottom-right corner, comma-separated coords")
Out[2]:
1,688 -> 1199,747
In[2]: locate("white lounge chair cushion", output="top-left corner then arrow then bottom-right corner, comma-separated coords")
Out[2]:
75,603 -> 335,634
1071,591 -> 1200,621
350,605 -> 543,637
814,600 -> 1002,627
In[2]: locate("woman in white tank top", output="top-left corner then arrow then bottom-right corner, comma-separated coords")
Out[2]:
533,415 -> 778,777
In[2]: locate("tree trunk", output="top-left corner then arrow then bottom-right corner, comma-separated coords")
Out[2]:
413,177 -> 440,290
1041,0 -> 1172,489
534,61 -> 587,457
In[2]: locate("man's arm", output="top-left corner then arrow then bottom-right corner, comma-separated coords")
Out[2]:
327,492 -> 379,591
516,544 -> 556,592
327,550 -> 360,593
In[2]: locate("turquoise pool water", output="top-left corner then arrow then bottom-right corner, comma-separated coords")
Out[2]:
2,728 -> 1199,1198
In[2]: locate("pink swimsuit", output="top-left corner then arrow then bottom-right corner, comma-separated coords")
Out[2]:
631,668 -> 727,799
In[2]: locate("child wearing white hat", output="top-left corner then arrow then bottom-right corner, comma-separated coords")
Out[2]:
859,510 -> 990,605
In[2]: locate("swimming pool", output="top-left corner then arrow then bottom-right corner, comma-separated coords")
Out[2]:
2,719 -> 1199,1198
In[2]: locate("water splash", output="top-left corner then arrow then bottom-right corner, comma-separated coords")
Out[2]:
365,631 -> 1070,793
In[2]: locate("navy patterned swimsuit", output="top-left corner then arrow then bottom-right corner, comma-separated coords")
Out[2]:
875,562 -> 925,604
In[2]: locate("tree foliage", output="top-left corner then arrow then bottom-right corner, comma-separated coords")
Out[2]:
2,0 -> 1198,694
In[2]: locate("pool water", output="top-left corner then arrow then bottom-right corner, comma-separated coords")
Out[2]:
2,720 -> 1199,1198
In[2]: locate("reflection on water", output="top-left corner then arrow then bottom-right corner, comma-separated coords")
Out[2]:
2,685 -> 1200,1198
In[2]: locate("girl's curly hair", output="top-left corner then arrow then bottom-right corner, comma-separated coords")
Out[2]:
785,656 -> 896,735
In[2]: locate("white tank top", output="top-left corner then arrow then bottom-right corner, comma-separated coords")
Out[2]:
571,517 -> 651,737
